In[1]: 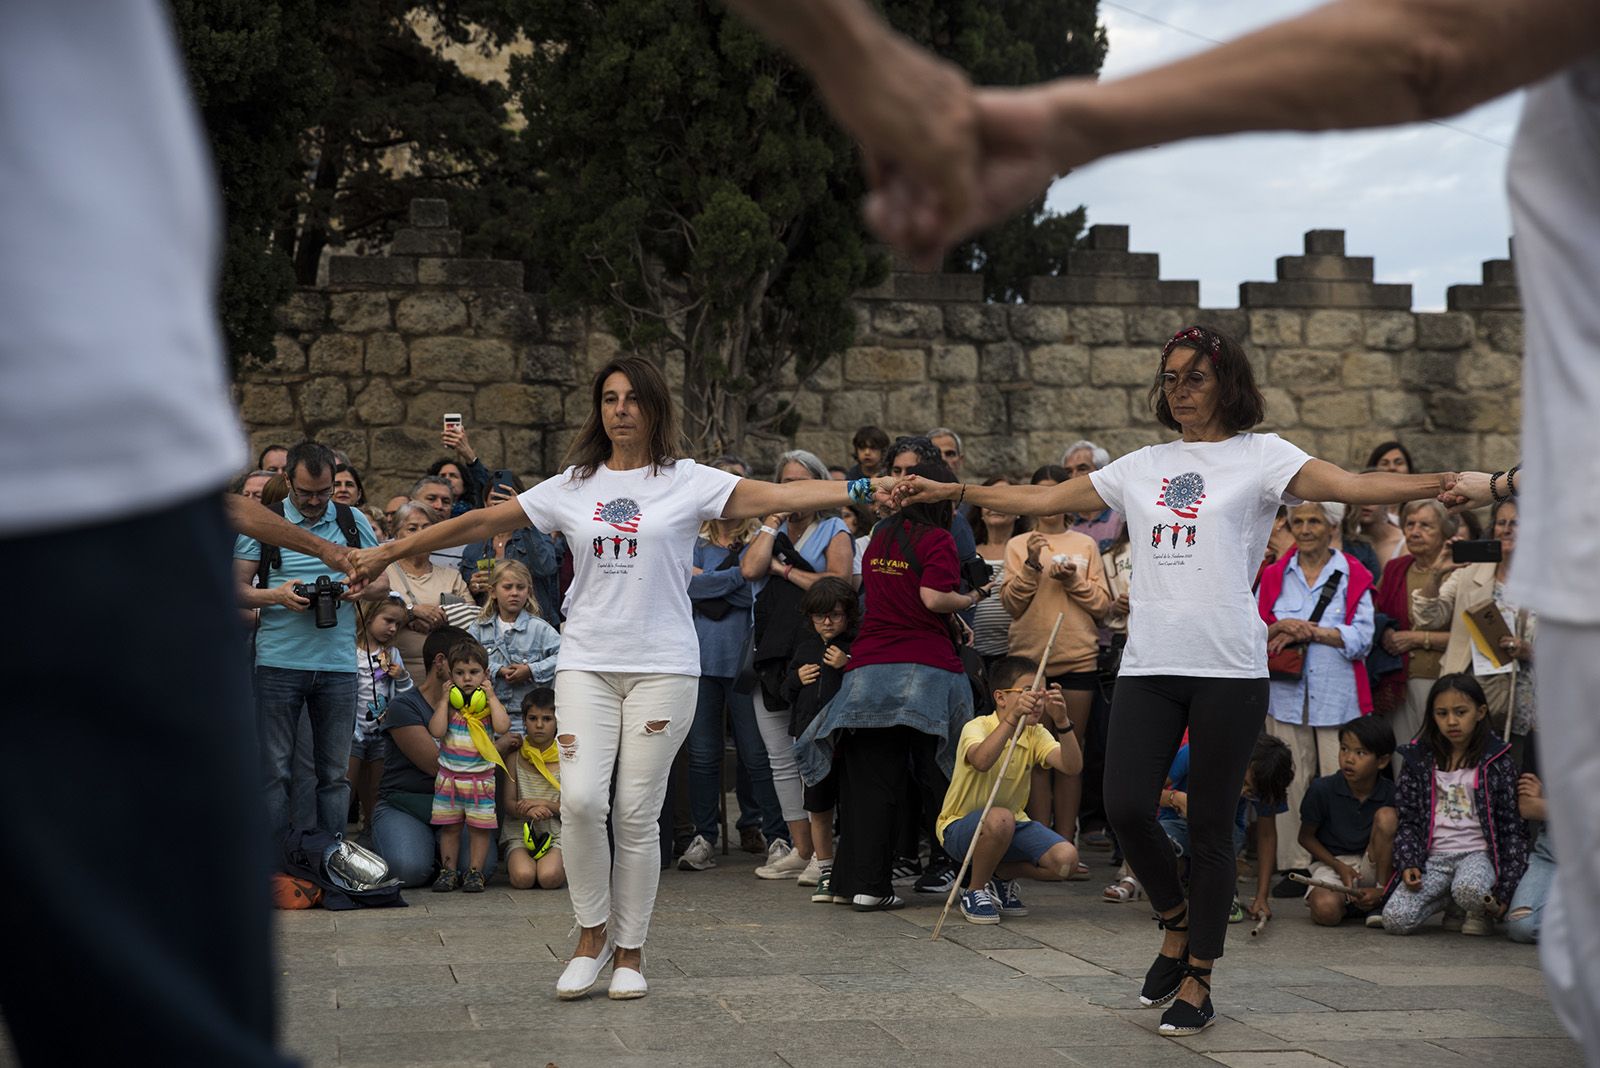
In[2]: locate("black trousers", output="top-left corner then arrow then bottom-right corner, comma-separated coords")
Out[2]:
1102,675 -> 1268,961
0,496 -> 289,1065
833,726 -> 923,899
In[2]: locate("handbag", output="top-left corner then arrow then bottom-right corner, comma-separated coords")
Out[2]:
1267,569 -> 1342,682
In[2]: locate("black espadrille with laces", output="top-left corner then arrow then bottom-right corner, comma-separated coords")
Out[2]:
1157,962 -> 1215,1036
1140,906 -> 1189,1007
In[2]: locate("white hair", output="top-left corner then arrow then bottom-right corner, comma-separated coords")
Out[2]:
773,449 -> 830,482
925,427 -> 964,454
1289,500 -> 1346,527
1060,440 -> 1110,470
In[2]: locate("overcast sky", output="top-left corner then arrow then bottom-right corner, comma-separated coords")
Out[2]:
1047,0 -> 1520,310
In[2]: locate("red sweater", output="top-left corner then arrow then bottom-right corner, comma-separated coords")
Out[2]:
1256,552 -> 1375,714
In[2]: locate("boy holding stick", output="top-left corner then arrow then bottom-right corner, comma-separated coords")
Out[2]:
1297,715 -> 1398,927
936,655 -> 1083,924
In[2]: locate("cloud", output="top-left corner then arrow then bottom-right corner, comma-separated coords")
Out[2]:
1044,0 -> 1517,310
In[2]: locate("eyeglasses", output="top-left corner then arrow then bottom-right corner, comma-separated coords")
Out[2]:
291,484 -> 334,502
810,610 -> 847,622
1159,371 -> 1209,393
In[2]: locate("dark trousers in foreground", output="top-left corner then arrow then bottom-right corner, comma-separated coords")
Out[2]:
1102,675 -> 1268,962
0,496 -> 288,1066
833,726 -> 925,899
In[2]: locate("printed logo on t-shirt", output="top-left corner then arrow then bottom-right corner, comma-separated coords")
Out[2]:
1151,471 -> 1205,565
1157,472 -> 1207,518
1438,779 -> 1475,823
595,497 -> 644,532
591,498 -> 644,575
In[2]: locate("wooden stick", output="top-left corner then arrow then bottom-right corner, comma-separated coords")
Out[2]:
1287,872 -> 1362,897
932,613 -> 1066,941
1249,912 -> 1270,938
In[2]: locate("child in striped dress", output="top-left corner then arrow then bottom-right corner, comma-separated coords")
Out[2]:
428,640 -> 510,893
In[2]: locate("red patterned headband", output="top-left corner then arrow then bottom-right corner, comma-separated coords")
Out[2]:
1161,326 -> 1220,367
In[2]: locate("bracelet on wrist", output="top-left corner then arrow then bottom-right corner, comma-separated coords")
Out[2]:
957,483 -> 967,508
1508,463 -> 1522,497
759,525 -> 778,538
1490,470 -> 1509,503
847,477 -> 873,506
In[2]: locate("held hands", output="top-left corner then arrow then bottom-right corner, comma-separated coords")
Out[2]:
797,663 -> 822,686
891,475 -> 956,509
519,800 -> 554,822
1167,790 -> 1189,819
1439,471 -> 1490,511
346,546 -> 392,585
317,543 -> 367,595
822,644 -> 849,670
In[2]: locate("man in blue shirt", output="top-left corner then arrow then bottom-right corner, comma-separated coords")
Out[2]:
234,442 -> 389,837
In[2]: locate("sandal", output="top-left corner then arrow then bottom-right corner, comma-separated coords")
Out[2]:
1158,962 -> 1216,1036
1103,875 -> 1144,903
431,868 -> 461,893
1140,906 -> 1189,1007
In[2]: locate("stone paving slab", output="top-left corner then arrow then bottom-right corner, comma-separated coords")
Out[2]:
272,844 -> 1582,1066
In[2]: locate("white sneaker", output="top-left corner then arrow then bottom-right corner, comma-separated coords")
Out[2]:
755,841 -> 808,879
678,834 -> 716,872
1460,912 -> 1493,936
797,856 -> 823,886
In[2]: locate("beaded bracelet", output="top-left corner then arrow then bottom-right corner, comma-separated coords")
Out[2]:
847,477 -> 873,505
1508,463 -> 1522,497
1490,471 -> 1508,504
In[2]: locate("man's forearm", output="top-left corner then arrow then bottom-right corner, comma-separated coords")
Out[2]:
225,495 -> 341,563
1046,0 -> 1600,171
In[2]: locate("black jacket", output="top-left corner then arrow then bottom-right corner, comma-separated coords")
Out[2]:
780,630 -> 854,738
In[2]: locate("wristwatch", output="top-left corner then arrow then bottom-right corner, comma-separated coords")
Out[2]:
1026,559 -> 1043,572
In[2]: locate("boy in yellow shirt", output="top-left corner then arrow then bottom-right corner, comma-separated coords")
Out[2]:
937,655 -> 1084,924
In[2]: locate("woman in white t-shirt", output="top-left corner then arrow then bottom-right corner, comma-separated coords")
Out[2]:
349,356 -> 890,1002
897,325 -> 1456,1036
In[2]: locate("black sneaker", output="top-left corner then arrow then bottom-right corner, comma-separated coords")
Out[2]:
914,859 -> 957,894
432,868 -> 461,893
851,892 -> 907,912
461,868 -> 486,893
890,857 -> 922,885
1271,869 -> 1311,898
1157,963 -> 1215,1036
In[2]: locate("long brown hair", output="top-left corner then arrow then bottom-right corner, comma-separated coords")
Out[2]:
563,356 -> 683,481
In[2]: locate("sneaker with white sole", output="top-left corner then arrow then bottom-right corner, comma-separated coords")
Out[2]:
1460,912 -> 1493,936
960,887 -> 1000,924
678,834 -> 716,872
811,870 -> 837,903
1365,911 -> 1387,929
890,857 -> 922,885
988,878 -> 1029,917
851,892 -> 906,912
914,859 -> 957,894
755,841 -> 809,879
797,856 -> 823,886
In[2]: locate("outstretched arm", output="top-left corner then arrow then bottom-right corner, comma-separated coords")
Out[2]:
348,500 -> 528,582
225,495 -> 355,579
1287,459 -> 1454,506
896,475 -> 1105,519
723,476 -> 892,521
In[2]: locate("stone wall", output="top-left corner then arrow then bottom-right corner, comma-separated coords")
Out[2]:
239,200 -> 1522,502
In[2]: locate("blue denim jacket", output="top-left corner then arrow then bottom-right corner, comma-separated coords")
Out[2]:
459,526 -> 564,625
467,611 -> 561,717
691,539 -> 756,679
793,662 -> 972,785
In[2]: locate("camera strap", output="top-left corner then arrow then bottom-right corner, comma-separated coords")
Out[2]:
255,501 -> 362,589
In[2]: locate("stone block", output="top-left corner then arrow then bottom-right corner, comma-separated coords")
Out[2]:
330,291 -> 391,331
1342,350 -> 1396,388
308,334 -> 363,374
1304,230 -> 1346,255
296,376 -> 350,425
416,258 -> 523,288
409,337 -> 515,382
1071,307 -> 1128,344
390,228 -> 462,257
805,354 -> 844,391
1276,255 -> 1375,282
1259,387 -> 1299,426
395,293 -> 467,334
407,389 -> 472,425
1482,259 -> 1517,285
792,429 -> 851,468
1025,276 -> 1197,305
886,383 -> 939,428
319,428 -> 369,470
827,389 -> 885,431
501,429 -> 542,475
364,333 -> 409,374
543,428 -> 577,472
470,291 -> 538,337
1371,389 -> 1425,428
1427,392 -> 1518,433
963,434 -> 1030,477
352,381 -> 404,425
1009,305 -> 1071,343
1242,280 -> 1412,309
260,335 -> 307,374
941,384 -> 1008,434
1399,350 -> 1461,389
543,311 -> 587,344
1271,349 -> 1341,387
1479,433 -> 1520,471
1127,307 -> 1186,344
409,198 -> 450,228
371,427 -> 441,473
1481,311 -> 1523,353
1300,391 -> 1372,429
943,304 -> 1010,342
1086,224 -> 1129,251
979,342 -> 1026,381
1097,427 -> 1163,460
239,384 -> 295,425
1306,311 -> 1363,348
280,291 -> 327,332
929,343 -> 978,382
844,346 -> 926,384
871,302 -> 943,339
883,272 -> 984,302
327,257 -> 416,286
1364,312 -> 1416,351
522,344 -> 578,385
1446,283 -> 1520,311
1030,344 -> 1090,386
1459,349 -> 1520,390
788,388 -> 825,427
1198,309 -> 1249,342
1417,311 -> 1475,349
1064,250 -> 1160,277
1091,346 -> 1155,387
1312,430 -> 1355,464
476,383 -> 565,426
1250,310 -> 1304,346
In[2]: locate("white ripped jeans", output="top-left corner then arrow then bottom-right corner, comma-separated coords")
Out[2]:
554,670 -> 696,949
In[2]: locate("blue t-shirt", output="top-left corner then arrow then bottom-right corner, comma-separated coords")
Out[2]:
1158,743 -> 1287,832
234,499 -> 379,672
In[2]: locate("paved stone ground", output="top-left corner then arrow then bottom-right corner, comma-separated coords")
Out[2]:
276,844 -> 1580,1068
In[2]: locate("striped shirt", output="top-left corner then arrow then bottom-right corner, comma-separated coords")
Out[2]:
438,710 -> 492,773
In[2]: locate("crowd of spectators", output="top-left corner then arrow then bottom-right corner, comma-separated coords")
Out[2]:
237,417 -> 1549,943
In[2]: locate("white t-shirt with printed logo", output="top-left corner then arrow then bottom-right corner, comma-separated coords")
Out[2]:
517,459 -> 740,676
1089,433 -> 1312,678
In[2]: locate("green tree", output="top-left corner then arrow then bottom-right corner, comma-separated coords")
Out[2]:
508,1 -> 1103,456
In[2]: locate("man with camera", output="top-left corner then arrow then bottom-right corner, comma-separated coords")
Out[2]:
234,442 -> 391,839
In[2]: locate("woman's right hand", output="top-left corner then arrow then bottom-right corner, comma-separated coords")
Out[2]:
892,475 -> 957,507
1025,532 -> 1050,568
409,604 -> 446,629
468,569 -> 491,595
1402,867 -> 1423,891
797,663 -> 822,685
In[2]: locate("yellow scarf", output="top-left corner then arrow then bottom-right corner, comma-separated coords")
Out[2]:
520,739 -> 561,793
450,686 -> 507,773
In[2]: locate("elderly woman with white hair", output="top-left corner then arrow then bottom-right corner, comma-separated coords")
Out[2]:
1256,500 -> 1376,895
741,448 -> 855,879
1372,499 -> 1457,755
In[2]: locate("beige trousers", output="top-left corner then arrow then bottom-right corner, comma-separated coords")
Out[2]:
1264,716 -> 1342,871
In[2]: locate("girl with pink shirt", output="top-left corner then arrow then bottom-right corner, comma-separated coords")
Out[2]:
1382,674 -> 1528,936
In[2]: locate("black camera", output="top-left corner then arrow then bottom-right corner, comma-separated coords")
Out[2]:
293,575 -> 347,628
